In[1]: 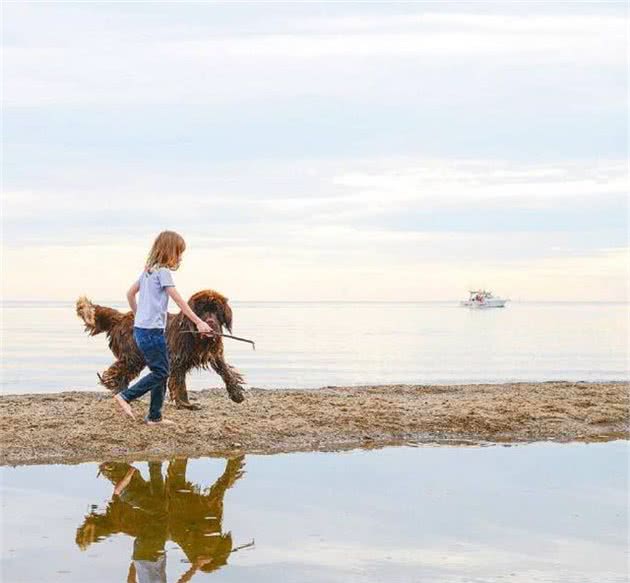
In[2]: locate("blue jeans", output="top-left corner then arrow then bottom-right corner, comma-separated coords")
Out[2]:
119,327 -> 170,422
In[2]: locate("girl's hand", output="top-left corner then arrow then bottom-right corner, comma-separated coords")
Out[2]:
196,320 -> 214,337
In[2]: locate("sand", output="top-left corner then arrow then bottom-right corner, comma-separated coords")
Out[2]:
0,382 -> 628,466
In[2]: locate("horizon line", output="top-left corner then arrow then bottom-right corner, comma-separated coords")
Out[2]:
1,299 -> 628,305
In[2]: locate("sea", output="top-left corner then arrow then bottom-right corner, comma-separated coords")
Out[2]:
0,301 -> 627,394
1,301 -> 628,582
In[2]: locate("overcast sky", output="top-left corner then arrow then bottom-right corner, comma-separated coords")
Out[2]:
2,2 -> 627,301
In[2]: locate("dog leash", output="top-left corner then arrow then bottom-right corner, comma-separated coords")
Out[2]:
180,330 -> 256,350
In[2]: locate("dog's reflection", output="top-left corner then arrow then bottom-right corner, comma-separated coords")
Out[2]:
76,456 -> 249,582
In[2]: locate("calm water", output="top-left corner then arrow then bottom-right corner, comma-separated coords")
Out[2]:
1,442 -> 627,583
0,301 -> 627,394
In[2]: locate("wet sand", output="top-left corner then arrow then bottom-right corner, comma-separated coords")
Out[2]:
0,382 -> 628,466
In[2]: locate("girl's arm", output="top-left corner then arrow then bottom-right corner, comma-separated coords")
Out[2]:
166,287 -> 213,335
127,281 -> 140,314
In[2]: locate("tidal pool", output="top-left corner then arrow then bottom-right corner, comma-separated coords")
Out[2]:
1,442 -> 627,583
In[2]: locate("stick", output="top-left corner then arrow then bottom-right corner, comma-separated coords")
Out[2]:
180,330 -> 256,350
231,540 -> 255,553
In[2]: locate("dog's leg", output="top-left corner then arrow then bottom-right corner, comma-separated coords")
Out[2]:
97,360 -> 143,394
97,361 -> 129,393
210,352 -> 246,403
168,370 -> 201,410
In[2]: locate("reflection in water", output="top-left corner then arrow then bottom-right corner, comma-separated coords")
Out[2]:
76,456 -> 250,582
0,444 -> 626,582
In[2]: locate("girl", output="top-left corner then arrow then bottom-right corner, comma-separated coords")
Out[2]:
114,231 -> 212,425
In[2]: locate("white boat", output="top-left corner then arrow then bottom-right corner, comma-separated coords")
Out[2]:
460,290 -> 508,308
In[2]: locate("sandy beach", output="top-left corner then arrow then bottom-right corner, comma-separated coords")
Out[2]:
0,381 -> 627,466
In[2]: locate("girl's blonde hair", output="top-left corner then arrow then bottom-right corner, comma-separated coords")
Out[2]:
145,231 -> 186,271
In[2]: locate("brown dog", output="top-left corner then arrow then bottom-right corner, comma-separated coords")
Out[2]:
76,290 -> 245,408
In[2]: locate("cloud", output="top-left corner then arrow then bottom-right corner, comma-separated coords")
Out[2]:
1,4 -> 626,301
2,237 -> 627,301
3,157 -> 625,241
229,534 -> 625,582
3,6 -> 624,106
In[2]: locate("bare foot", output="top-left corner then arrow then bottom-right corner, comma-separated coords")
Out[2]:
113,394 -> 135,420
145,418 -> 176,426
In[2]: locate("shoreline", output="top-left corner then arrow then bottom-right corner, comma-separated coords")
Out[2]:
1,381 -> 628,466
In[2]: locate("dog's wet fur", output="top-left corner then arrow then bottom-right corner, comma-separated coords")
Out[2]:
76,290 -> 245,408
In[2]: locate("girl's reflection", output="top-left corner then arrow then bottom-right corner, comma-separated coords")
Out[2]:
76,456 -> 249,582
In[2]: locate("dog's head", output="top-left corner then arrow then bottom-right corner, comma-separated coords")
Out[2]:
188,289 -> 233,333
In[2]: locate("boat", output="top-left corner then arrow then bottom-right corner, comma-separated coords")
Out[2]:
460,290 -> 508,308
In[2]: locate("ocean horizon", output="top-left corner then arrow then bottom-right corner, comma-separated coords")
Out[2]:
2,300 -> 627,395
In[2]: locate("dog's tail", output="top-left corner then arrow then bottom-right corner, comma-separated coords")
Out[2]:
76,296 -> 125,336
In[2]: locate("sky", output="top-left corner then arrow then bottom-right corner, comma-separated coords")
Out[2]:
2,1 -> 627,301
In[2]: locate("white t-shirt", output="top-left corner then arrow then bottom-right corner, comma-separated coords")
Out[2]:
134,556 -> 167,583
134,267 -> 175,329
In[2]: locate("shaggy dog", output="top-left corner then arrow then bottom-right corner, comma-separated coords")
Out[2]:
76,456 -> 246,573
76,290 -> 245,408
